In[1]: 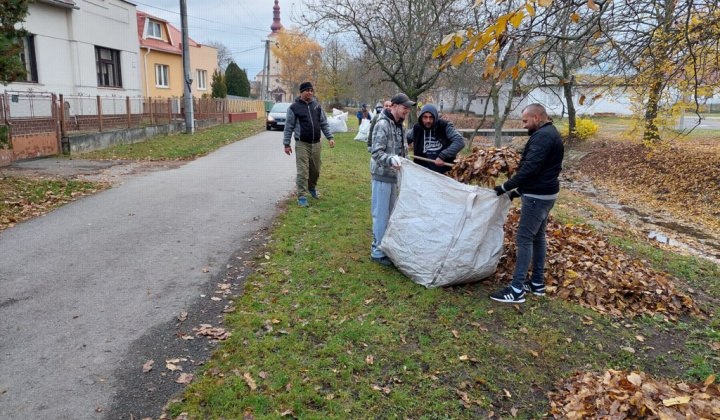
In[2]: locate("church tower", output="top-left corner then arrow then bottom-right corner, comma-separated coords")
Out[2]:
255,0 -> 287,102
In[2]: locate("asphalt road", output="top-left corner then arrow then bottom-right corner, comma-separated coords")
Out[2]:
0,130 -> 295,419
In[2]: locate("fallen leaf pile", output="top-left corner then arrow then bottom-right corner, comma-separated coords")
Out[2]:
548,370 -> 720,419
576,140 -> 720,232
192,324 -> 231,341
0,177 -> 106,232
447,147 -> 521,188
494,208 -> 703,319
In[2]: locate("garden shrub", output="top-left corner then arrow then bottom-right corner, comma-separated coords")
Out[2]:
567,117 -> 599,140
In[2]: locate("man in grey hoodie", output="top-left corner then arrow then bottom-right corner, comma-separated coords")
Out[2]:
406,104 -> 465,174
369,93 -> 415,266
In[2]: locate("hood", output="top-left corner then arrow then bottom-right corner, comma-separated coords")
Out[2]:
295,96 -> 317,105
418,104 -> 439,130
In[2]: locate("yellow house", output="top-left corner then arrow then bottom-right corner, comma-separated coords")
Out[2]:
136,10 -> 217,98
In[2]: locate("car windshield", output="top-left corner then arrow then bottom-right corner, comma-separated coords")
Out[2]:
270,103 -> 289,113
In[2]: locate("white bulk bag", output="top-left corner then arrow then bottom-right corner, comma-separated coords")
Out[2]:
354,119 -> 371,141
327,116 -> 348,134
379,158 -> 511,288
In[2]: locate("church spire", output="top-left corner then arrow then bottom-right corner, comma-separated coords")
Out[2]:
270,0 -> 284,33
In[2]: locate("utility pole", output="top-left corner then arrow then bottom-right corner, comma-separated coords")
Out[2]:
180,0 -> 194,134
262,39 -> 271,101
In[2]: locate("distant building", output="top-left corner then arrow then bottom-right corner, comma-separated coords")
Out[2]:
136,10 -> 218,98
4,0 -> 142,97
254,0 -> 289,102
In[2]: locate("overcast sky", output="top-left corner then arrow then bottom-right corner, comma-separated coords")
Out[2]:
131,0 -> 299,77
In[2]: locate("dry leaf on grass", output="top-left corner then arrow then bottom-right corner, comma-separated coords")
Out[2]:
494,208 -> 703,319
548,370 -> 720,419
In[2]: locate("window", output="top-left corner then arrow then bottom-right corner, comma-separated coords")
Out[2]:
19,36 -> 38,83
95,46 -> 122,87
147,21 -> 162,39
196,69 -> 206,90
155,64 -> 169,87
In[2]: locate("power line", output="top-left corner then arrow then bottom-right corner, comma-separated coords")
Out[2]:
133,0 -> 267,33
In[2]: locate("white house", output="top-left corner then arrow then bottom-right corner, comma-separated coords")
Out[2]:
7,0 -> 142,99
520,86 -> 635,117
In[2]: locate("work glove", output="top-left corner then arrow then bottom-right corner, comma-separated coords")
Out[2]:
390,156 -> 402,167
508,190 -> 521,201
493,184 -> 507,196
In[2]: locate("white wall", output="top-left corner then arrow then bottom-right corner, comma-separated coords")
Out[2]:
523,86 -> 634,117
5,0 -> 142,98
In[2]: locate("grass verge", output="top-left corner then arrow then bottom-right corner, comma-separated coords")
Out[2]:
0,177 -> 107,232
78,119 -> 265,160
167,130 -> 719,419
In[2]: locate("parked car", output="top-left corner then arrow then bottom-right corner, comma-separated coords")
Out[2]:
266,102 -> 291,130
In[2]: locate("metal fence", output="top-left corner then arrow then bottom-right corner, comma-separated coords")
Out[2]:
2,91 -> 265,137
1,91 -> 266,163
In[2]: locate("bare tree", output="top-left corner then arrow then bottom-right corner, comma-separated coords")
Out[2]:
603,0 -> 720,144
299,0 -> 475,121
317,38 -> 352,107
205,40 -> 234,72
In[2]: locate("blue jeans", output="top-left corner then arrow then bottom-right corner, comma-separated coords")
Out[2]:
511,196 -> 556,290
371,180 -> 397,259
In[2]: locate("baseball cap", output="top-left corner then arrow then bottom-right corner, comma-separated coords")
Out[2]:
391,93 -> 415,107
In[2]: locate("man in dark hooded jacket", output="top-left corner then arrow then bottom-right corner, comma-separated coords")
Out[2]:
406,104 -> 465,174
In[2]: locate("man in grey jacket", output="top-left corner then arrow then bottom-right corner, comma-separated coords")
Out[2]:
369,93 -> 414,266
283,82 -> 335,208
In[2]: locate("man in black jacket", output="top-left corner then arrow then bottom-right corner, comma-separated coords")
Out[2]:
283,82 -> 335,207
490,103 -> 564,303
406,104 -> 464,174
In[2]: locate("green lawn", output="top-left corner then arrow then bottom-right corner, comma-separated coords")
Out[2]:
77,119 -> 265,160
165,125 -> 719,419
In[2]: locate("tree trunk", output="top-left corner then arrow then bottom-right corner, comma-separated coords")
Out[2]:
564,79 -> 576,136
643,78 -> 663,145
492,86 -> 502,147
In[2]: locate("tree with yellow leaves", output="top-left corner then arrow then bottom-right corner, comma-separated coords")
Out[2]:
273,27 -> 323,97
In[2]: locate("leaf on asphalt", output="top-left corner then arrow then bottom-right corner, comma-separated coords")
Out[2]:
549,369 -> 720,418
202,268 -> 210,273
210,297 -> 222,301
166,362 -> 182,372
175,373 -> 193,384
243,372 -> 257,390
177,311 -> 187,322
193,324 -> 231,340
142,360 -> 154,373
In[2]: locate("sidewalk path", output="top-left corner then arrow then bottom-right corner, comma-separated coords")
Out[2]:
0,131 -> 294,419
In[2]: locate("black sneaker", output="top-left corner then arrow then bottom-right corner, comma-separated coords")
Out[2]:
489,286 -> 525,303
523,282 -> 546,296
371,256 -> 394,267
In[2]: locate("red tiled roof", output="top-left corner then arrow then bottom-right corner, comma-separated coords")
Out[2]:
137,10 -> 199,55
